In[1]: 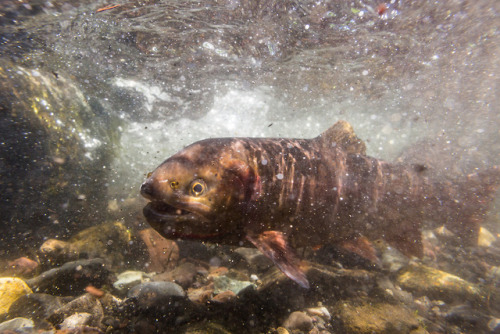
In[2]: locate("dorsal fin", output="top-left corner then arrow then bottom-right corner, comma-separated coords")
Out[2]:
316,120 -> 366,155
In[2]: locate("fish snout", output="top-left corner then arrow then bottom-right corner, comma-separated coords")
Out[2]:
140,179 -> 158,200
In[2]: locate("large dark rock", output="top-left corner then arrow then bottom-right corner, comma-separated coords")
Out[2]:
25,258 -> 112,296
127,281 -> 187,311
0,59 -> 119,256
116,281 -> 192,332
6,293 -> 68,330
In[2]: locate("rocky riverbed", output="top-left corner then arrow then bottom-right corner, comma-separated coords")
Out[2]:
0,216 -> 499,333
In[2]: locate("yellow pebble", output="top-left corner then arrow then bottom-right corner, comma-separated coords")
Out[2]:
0,277 -> 32,315
276,327 -> 290,334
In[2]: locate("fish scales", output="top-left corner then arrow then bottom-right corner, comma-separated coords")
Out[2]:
235,138 -> 349,245
141,121 -> 500,288
237,138 -> 431,250
241,139 -> 336,213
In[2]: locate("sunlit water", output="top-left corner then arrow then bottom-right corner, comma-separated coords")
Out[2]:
0,0 -> 499,332
2,0 -> 499,267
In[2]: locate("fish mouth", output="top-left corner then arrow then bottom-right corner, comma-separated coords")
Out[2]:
145,201 -> 196,220
143,201 -> 222,240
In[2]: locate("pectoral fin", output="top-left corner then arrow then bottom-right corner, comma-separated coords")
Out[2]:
246,231 -> 310,289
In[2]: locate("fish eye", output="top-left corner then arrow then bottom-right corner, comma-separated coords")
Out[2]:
190,180 -> 206,196
170,181 -> 179,189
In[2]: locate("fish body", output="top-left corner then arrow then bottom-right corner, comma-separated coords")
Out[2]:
141,121 -> 500,288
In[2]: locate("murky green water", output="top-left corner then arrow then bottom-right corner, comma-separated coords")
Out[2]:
0,0 -> 499,333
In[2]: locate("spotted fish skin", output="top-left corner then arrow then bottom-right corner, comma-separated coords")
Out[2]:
141,121 -> 500,288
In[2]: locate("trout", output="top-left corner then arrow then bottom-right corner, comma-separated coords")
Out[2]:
141,121 -> 500,288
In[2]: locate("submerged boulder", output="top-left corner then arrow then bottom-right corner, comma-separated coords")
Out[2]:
281,311 -> 314,332
0,58 -> 119,256
396,263 -> 485,304
334,297 -> 426,334
6,293 -> 66,329
25,258 -> 112,296
39,221 -> 131,267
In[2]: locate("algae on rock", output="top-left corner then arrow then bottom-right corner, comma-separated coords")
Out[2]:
334,298 -> 427,334
396,263 -> 484,304
0,58 -> 120,255
39,222 -> 131,267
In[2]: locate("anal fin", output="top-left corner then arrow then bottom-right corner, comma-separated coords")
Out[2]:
246,231 -> 310,289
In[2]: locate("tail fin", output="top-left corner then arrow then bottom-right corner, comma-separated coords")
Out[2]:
445,166 -> 500,246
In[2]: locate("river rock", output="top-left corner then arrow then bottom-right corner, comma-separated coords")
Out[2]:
0,59 -> 118,256
120,281 -> 191,331
276,328 -> 290,334
6,293 -> 66,330
282,311 -> 314,331
444,304 -> 495,333
59,312 -> 93,330
113,270 -> 152,294
5,257 -> 39,277
0,277 -> 32,315
187,283 -> 215,304
152,261 -> 201,289
213,276 -> 255,295
373,240 -> 410,272
47,293 -> 103,328
478,227 -> 496,247
396,263 -> 484,304
208,266 -> 229,279
233,247 -> 273,272
0,317 -> 35,332
334,297 -> 426,333
39,221 -> 131,267
306,306 -> 331,321
225,268 -> 251,282
25,258 -> 112,296
127,281 -> 186,311
488,318 -> 500,332
183,322 -> 233,334
211,290 -> 237,303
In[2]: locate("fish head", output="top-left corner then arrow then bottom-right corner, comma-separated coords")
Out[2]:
141,139 -> 259,242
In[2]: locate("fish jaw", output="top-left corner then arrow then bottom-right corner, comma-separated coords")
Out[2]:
142,200 -> 224,240
140,158 -> 239,241
139,150 -> 220,239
